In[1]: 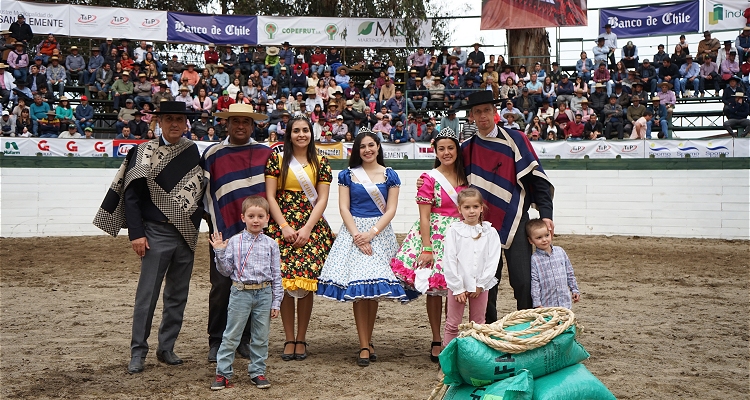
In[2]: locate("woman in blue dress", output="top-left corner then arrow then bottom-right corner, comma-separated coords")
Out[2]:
316,128 -> 407,367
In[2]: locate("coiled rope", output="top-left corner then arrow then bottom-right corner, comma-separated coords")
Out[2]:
427,307 -> 578,400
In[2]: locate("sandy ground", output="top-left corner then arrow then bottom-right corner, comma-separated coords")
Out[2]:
1,234 -> 748,399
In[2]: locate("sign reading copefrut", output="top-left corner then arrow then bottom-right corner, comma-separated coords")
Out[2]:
256,16 -> 345,46
599,1 -> 700,39
167,13 -> 257,45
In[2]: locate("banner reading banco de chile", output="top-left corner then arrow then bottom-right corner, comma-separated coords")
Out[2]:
599,1 -> 699,38
167,12 -> 257,45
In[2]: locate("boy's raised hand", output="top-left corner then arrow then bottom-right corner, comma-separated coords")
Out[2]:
209,232 -> 228,250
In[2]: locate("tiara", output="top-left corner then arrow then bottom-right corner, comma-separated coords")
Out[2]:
434,127 -> 458,141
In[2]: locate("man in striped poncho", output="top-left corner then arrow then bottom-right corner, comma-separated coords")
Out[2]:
458,91 -> 555,321
200,103 -> 274,362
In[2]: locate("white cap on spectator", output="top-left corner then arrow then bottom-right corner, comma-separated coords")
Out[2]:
2,110 -> 8,116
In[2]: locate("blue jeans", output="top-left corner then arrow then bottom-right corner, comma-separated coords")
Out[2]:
81,70 -> 96,85
407,97 -> 427,111
133,95 -> 152,109
216,285 -> 272,380
678,77 -> 700,95
647,119 -> 668,139
95,83 -> 110,94
390,112 -> 406,123
48,80 -> 65,95
13,68 -> 27,82
75,120 -> 94,134
310,64 -> 325,75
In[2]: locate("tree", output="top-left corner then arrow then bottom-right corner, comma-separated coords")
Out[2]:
506,28 -> 551,69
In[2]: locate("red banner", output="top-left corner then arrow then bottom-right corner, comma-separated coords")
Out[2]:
481,0 -> 588,29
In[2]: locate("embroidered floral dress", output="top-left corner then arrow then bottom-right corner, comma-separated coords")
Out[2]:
391,171 -> 467,296
265,153 -> 335,295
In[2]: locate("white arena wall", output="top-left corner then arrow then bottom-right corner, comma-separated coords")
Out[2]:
1,167 -> 748,240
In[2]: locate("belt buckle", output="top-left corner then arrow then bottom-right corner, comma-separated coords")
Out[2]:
233,281 -> 244,291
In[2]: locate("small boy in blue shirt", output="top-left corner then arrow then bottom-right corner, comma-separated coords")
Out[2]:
526,218 -> 581,309
209,196 -> 282,390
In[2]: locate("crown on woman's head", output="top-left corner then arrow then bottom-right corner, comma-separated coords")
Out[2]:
434,127 -> 458,141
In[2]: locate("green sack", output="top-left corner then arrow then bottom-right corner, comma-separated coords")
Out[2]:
443,369 -> 534,400
440,323 -> 589,387
532,363 -> 616,400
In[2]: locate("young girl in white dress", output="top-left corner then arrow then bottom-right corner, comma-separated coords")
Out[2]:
442,188 -> 502,346
316,128 -> 407,367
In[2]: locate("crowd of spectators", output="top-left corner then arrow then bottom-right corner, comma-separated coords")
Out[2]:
1,12 -> 748,140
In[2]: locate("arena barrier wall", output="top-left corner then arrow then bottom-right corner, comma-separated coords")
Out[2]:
1,138 -> 748,159
1,158 -> 747,239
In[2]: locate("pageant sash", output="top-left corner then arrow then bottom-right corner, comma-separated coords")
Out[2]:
290,156 -> 319,207
427,169 -> 459,206
350,166 -> 387,215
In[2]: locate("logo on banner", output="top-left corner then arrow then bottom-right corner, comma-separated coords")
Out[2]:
38,140 -> 50,151
596,143 -> 611,152
143,18 -> 160,27
78,14 -> 97,24
569,145 -> 586,153
111,16 -> 129,26
708,3 -> 743,24
114,140 -> 142,157
4,141 -> 20,155
621,144 -> 638,152
704,141 -> 731,157
66,141 -> 78,152
265,23 -> 278,39
270,141 -> 284,153
325,24 -> 339,40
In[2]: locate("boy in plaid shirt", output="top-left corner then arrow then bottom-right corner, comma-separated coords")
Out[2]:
526,219 -> 581,309
209,196 -> 282,390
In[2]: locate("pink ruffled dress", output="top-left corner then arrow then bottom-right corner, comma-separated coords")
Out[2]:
390,171 -> 467,297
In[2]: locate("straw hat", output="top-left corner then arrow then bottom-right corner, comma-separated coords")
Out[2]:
267,46 -> 279,56
213,103 -> 268,120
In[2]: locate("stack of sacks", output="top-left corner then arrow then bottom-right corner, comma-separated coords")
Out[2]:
438,312 -> 615,400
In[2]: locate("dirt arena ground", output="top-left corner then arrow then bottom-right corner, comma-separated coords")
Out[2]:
1,234 -> 748,399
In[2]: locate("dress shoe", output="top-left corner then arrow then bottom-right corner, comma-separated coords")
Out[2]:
236,342 -> 251,359
156,350 -> 183,365
128,356 -> 145,374
207,345 -> 219,363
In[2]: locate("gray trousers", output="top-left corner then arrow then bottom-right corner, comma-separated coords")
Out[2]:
131,221 -> 195,357
485,213 -> 533,323
723,119 -> 750,137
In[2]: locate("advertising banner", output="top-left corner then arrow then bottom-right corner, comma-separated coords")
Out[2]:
734,138 -> 750,157
0,0 -> 68,36
414,142 -> 436,159
1,138 -> 111,156
256,16 -> 346,46
705,0 -> 749,32
70,5 -> 167,41
344,18 -> 431,48
317,142 -> 345,159
1,138 -> 744,159
530,140 -> 569,159
582,140 -> 645,158
599,1 -> 700,39
645,138 -> 733,158
168,12 -> 257,45
481,0 -> 587,29
381,142 -> 414,159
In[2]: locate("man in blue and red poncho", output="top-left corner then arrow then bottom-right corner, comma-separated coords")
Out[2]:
459,91 -> 555,321
201,103 -> 273,362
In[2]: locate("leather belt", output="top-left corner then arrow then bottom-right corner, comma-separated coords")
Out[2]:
233,281 -> 271,290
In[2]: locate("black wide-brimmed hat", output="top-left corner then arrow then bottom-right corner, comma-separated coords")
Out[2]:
150,101 -> 198,115
458,91 -> 504,110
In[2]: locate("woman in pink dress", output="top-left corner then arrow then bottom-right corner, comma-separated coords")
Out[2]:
390,127 -> 468,362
